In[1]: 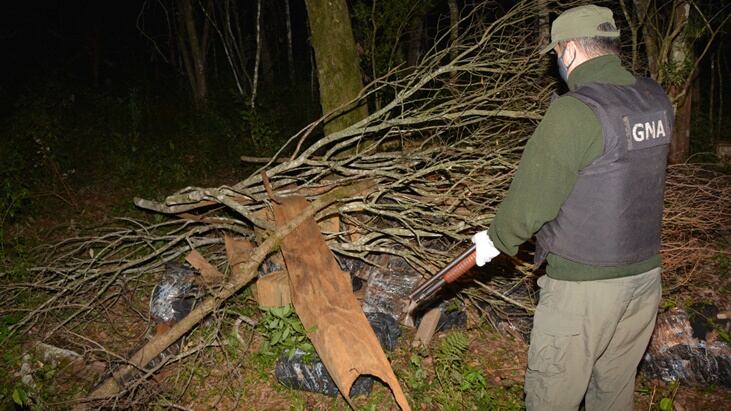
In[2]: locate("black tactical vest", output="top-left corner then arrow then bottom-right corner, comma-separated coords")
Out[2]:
535,78 -> 673,268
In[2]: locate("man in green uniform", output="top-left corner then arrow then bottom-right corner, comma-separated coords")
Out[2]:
471,5 -> 673,410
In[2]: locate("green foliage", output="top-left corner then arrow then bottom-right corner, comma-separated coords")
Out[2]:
0,181 -> 29,225
239,108 -> 280,155
0,180 -> 30,259
12,385 -> 29,407
0,329 -> 67,411
404,351 -> 432,405
715,252 -> 729,275
0,314 -> 22,345
399,329 -> 525,410
434,331 -> 490,409
659,55 -> 694,88
659,297 -> 678,311
436,331 -> 470,367
256,305 -> 316,361
658,379 -> 680,411
638,378 -> 682,410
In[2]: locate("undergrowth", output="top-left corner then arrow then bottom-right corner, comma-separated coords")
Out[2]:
256,305 -> 316,362
403,330 -> 524,411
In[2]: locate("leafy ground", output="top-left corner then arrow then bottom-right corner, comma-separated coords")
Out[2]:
1,80 -> 730,410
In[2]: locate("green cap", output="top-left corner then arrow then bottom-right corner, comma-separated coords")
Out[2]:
540,5 -> 619,54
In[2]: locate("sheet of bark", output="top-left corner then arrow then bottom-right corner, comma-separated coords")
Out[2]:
273,196 -> 411,410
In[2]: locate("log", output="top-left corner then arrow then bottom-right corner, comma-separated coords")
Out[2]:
78,180 -> 374,407
412,307 -> 441,347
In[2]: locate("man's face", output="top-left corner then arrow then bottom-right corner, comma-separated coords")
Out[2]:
553,42 -> 577,83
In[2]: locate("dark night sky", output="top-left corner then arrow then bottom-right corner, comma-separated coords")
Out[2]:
1,0 -> 316,100
2,1 -> 729,107
2,2 -> 149,90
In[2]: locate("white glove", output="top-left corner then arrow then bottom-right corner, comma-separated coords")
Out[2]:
471,230 -> 500,267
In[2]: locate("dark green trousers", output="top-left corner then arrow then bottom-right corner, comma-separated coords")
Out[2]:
525,267 -> 662,411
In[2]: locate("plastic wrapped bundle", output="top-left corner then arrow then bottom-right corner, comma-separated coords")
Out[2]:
274,312 -> 401,396
150,262 -> 199,323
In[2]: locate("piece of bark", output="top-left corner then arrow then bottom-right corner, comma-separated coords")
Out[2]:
273,196 -> 411,411
319,214 -> 340,236
185,249 -> 224,284
224,235 -> 254,277
412,307 -> 441,348
255,271 -> 291,307
78,180 -> 374,408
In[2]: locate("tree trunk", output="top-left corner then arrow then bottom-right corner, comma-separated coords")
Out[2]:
406,15 -> 424,67
631,0 -> 695,163
667,1 -> 692,164
251,0 -> 262,107
179,0 -> 209,107
632,0 -> 659,78
448,0 -> 459,63
304,0 -> 367,135
285,0 -> 295,84
537,0 -> 550,73
669,85 -> 692,163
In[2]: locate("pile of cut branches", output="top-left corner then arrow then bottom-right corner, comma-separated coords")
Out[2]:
661,164 -> 731,296
4,0 -> 550,335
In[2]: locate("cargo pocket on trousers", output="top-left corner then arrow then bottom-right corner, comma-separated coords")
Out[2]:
527,307 -> 582,377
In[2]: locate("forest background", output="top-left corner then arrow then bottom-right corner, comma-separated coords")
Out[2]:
1,0 -> 730,409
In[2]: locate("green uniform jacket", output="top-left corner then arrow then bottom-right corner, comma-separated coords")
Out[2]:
488,54 -> 662,281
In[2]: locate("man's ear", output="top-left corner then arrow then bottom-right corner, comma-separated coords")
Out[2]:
563,41 -> 577,57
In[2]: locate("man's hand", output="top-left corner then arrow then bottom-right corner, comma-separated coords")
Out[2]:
471,231 -> 500,266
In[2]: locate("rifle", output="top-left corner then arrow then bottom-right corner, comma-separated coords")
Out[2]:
401,244 -> 477,327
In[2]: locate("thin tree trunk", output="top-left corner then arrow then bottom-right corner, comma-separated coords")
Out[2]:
285,0 -> 295,84
709,51 -> 715,141
259,3 -> 274,87
619,0 -> 640,73
180,0 -> 208,106
209,0 -> 245,96
633,0 -> 660,79
669,85 -> 692,163
176,3 -> 197,102
667,1 -> 692,163
718,52 -> 724,144
537,0 -> 550,73
448,0 -> 459,63
406,14 -> 424,67
251,0 -> 262,108
304,0 -> 368,135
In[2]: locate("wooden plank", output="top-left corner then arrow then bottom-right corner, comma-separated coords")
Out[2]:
412,307 -> 441,347
255,271 -> 291,307
273,196 -> 410,410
